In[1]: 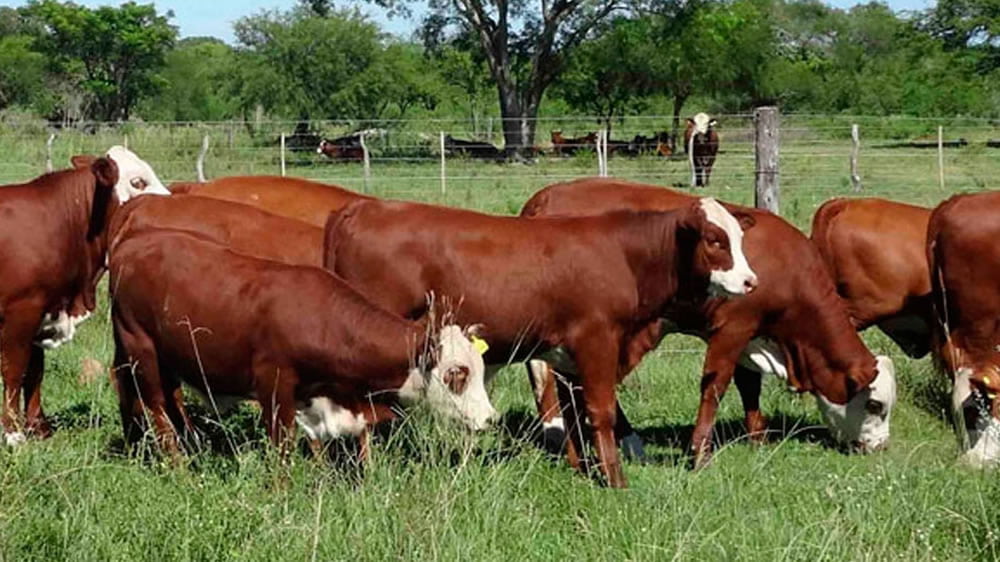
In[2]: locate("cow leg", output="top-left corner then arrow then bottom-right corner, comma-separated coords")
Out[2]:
555,371 -> 585,471
690,328 -> 755,469
615,402 -> 646,461
111,329 -> 146,446
253,361 -> 298,455
117,327 -> 179,456
526,359 -> 565,454
734,365 -> 767,444
574,331 -> 626,488
23,346 -> 53,439
163,378 -> 197,450
1,304 -> 44,446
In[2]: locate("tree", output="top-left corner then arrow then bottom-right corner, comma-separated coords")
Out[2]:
554,17 -> 656,132
0,34 -> 46,111
391,0 -> 627,156
138,37 -> 238,121
25,0 -> 177,122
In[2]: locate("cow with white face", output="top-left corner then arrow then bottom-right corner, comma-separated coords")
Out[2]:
684,112 -> 720,188
105,145 -> 171,201
698,197 -> 758,295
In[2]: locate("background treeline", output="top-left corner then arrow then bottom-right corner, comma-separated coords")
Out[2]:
0,0 -> 997,134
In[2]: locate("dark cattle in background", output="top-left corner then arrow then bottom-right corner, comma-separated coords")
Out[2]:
0,157 -> 119,445
169,176 -> 369,227
811,198 -> 933,358
684,113 -> 719,187
443,135 -> 504,161
109,228 -> 495,457
631,132 -> 674,156
550,130 -> 597,156
323,196 -> 757,487
926,191 -> 1000,467
317,132 -> 365,162
520,177 -> 897,468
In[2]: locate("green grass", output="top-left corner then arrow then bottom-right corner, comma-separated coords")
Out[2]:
3,117 -> 1000,561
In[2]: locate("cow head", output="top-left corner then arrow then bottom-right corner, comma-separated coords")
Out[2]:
401,324 -> 496,431
816,355 -> 897,453
104,145 -> 170,201
952,367 -> 1000,467
682,198 -> 758,296
687,113 -> 718,137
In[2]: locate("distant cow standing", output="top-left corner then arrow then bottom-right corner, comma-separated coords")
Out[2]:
684,113 -> 719,187
317,133 -> 365,162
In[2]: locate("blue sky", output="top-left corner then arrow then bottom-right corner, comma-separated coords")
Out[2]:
4,0 -> 936,43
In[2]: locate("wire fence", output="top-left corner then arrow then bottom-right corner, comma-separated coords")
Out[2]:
1,112 -> 998,228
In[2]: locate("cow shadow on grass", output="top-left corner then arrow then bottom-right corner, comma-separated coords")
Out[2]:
50,401 -> 106,432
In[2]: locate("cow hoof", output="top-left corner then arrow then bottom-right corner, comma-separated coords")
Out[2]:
620,432 -> 647,462
26,419 -> 53,440
691,451 -> 713,471
4,431 -> 26,447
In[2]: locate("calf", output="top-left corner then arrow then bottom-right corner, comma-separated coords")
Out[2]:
927,192 -> 1000,467
550,131 -> 597,156
110,195 -> 323,267
109,229 -> 495,456
521,178 -> 897,466
323,197 -> 757,487
684,113 -> 719,187
811,198 -> 932,357
168,176 -> 369,227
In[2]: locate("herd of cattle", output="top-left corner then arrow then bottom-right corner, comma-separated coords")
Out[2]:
1,141 -> 997,489
317,113 -> 722,189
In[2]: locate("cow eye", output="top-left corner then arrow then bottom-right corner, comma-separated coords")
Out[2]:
130,178 -> 148,190
443,366 -> 469,394
865,399 -> 884,416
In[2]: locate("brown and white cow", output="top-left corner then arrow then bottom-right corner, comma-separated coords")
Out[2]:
109,194 -> 323,267
811,198 -> 933,357
0,148 -> 169,446
169,176 -> 369,228
323,197 -> 757,487
927,192 -> 1000,467
520,178 -> 897,466
684,113 -> 719,188
109,228 -> 495,456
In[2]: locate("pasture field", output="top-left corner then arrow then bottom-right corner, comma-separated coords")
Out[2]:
2,117 -> 1000,561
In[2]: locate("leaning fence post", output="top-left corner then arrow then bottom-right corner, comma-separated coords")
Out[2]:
45,133 -> 55,173
439,131 -> 446,195
123,133 -> 128,150
754,106 -> 780,214
360,132 -> 371,194
280,133 -> 287,177
850,124 -> 862,191
196,134 -> 210,182
938,125 -> 945,190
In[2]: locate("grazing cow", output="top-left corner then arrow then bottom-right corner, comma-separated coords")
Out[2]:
109,228 -> 495,456
811,198 -> 933,357
443,135 -> 504,161
927,192 -> 1000,467
684,113 -> 719,187
520,178 -> 897,466
110,195 -> 323,267
550,131 -> 597,156
323,197 -> 757,488
168,176 -> 369,228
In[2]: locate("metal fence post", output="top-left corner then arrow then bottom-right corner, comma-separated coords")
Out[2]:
196,134 -> 210,182
754,106 -> 780,214
280,133 -> 286,177
439,131 -> 446,195
850,124 -> 862,191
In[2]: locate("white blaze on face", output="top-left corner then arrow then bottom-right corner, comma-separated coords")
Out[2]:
35,310 -> 92,349
105,145 -> 170,202
816,355 -> 897,452
699,197 -> 757,296
952,368 -> 1000,467
295,397 -> 368,442
692,113 -> 712,135
401,325 -> 496,431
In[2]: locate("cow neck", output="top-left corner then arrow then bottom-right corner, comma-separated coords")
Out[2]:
615,210 -> 692,323
769,260 -> 876,405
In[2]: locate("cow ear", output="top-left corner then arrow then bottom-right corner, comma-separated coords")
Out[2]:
686,118 -> 695,125
709,119 -> 718,128
91,157 -> 118,189
463,323 -> 485,339
71,155 -> 96,169
731,211 -> 755,232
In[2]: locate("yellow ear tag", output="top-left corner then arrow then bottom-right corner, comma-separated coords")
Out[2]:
985,376 -> 992,385
471,336 -> 489,356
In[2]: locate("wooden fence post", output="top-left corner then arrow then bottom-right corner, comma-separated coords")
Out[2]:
280,133 -> 286,177
754,106 -> 780,214
45,133 -> 55,173
850,124 -> 862,191
439,131 -> 446,195
938,125 -> 945,190
360,132 -> 371,194
196,134 -> 210,182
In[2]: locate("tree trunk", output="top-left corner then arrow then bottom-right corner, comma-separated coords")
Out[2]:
671,93 -> 689,140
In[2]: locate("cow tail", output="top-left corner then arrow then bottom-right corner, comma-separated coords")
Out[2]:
809,198 -> 848,268
322,202 -> 364,272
